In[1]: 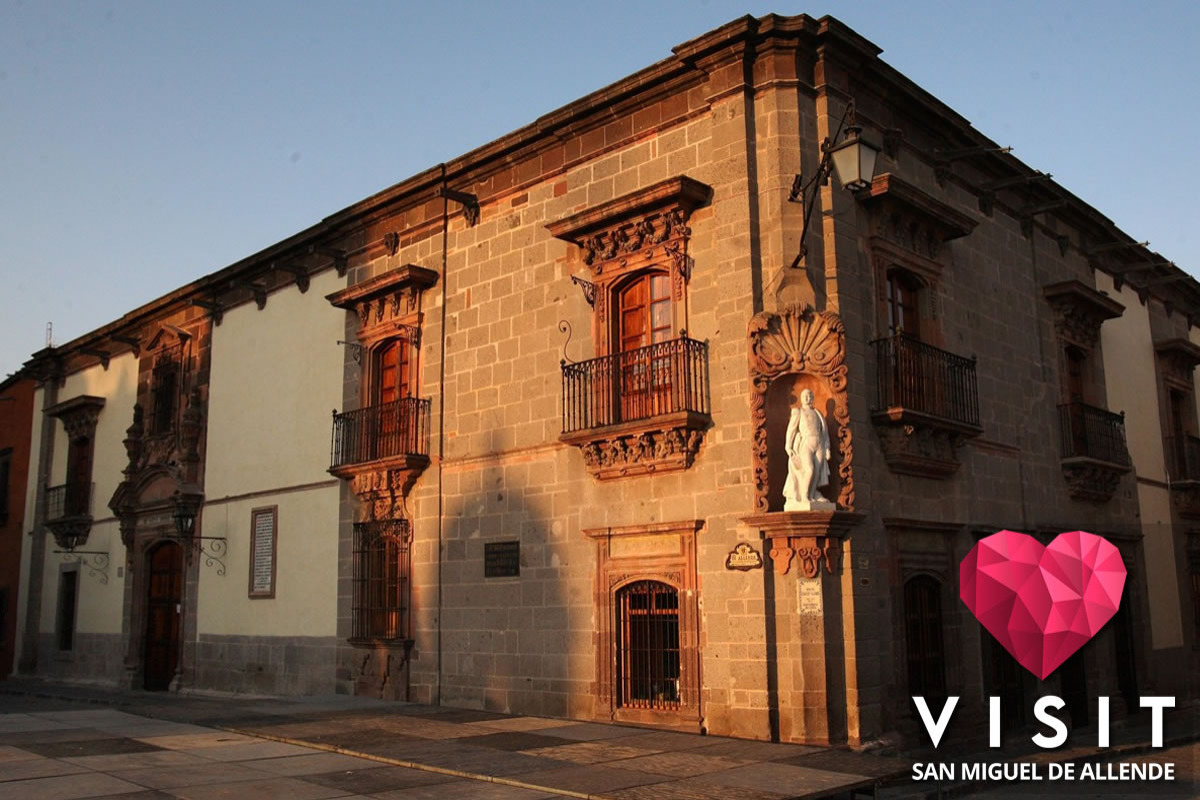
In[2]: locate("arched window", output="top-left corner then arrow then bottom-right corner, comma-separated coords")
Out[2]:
904,575 -> 946,703
616,580 -> 680,710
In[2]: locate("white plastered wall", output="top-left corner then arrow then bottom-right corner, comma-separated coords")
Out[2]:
1096,270 -> 1183,649
199,269 -> 345,637
40,353 -> 138,636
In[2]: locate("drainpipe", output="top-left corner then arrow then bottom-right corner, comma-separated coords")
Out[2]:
436,164 -> 449,706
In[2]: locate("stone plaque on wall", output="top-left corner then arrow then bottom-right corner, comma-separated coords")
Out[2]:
798,578 -> 822,615
484,541 -> 520,578
249,506 -> 277,598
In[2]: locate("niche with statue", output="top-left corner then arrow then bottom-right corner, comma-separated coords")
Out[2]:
743,305 -> 861,578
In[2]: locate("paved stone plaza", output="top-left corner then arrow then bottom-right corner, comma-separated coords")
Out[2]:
1,682 -> 1197,799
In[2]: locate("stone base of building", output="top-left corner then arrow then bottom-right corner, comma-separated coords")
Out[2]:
33,633 -> 125,686
193,634 -> 338,696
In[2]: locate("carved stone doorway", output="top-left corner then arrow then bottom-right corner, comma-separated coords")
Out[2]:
144,540 -> 183,690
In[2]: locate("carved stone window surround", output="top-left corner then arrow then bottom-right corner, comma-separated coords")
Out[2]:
583,519 -> 702,731
45,395 -> 106,551
1043,281 -> 1124,352
546,175 -> 711,355
548,176 -> 713,480
860,173 -> 977,348
328,264 -> 438,509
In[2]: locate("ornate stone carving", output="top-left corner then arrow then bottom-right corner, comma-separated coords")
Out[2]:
327,264 -> 438,345
47,395 -> 105,441
742,511 -> 859,578
873,423 -> 965,480
1061,458 -> 1128,503
568,420 -> 704,481
547,176 -> 712,356
1170,481 -> 1200,519
123,404 -> 144,476
859,174 -> 977,260
748,305 -> 854,511
1155,339 -> 1200,388
1043,281 -> 1124,349
346,460 -> 427,518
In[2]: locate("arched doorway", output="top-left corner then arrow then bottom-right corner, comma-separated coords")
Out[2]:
144,540 -> 183,690
616,580 -> 681,710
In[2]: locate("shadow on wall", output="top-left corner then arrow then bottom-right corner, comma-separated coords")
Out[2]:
436,460 -> 575,717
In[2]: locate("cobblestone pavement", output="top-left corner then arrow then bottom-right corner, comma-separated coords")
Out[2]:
0,685 -> 900,799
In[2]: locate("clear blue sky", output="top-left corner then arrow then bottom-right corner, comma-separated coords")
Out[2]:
2,1 -> 1196,377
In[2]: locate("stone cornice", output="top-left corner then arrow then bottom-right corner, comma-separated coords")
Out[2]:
326,264 -> 439,310
545,176 -> 712,245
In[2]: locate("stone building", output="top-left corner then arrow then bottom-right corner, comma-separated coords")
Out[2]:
8,14 -> 1199,747
0,373 -> 35,677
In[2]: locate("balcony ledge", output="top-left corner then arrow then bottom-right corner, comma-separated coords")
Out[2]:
1060,456 -> 1131,503
1170,479 -> 1200,519
871,407 -> 983,479
562,409 -> 711,481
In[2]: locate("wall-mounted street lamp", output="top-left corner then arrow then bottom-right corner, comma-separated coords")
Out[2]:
788,100 -> 881,268
171,485 -> 227,574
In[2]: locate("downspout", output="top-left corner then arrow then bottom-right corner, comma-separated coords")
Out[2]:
436,164 -> 449,706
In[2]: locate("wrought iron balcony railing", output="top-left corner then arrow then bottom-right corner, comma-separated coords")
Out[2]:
45,481 -> 93,521
1165,434 -> 1200,481
561,336 -> 710,434
330,397 -> 431,470
871,334 -> 980,428
1058,403 -> 1130,466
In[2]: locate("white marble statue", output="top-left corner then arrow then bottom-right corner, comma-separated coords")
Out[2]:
783,388 -> 836,511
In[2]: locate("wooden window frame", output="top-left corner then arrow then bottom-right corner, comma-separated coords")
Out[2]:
248,505 -> 278,599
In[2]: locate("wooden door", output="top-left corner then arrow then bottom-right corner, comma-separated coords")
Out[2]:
144,541 -> 183,691
1066,347 -> 1088,455
374,340 -> 411,458
617,274 -> 672,420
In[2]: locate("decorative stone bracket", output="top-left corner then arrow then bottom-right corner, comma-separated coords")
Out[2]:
1060,457 -> 1130,503
326,263 -> 438,346
1171,482 -> 1200,519
741,510 -> 863,578
1042,280 -> 1124,350
561,411 -> 707,481
342,455 -> 430,521
871,411 -> 982,479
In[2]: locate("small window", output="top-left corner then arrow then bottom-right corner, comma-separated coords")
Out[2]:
616,580 -> 681,710
56,569 -> 79,651
151,362 -> 178,435
351,520 -> 411,641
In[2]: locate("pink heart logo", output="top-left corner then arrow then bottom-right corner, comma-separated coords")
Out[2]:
960,530 -> 1126,680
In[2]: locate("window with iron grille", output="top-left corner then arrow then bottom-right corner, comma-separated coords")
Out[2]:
616,580 -> 681,710
351,520 -> 411,642
150,342 -> 183,435
905,575 -> 947,705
